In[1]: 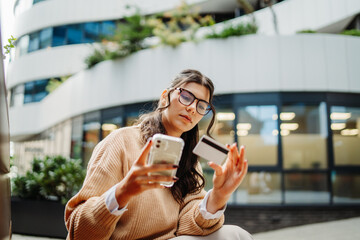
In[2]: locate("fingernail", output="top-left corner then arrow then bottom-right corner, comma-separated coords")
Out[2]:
173,177 -> 179,180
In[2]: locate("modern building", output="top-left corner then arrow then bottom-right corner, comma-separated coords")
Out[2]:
6,0 -> 360,232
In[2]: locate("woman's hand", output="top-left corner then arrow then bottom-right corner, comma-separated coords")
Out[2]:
206,143 -> 248,213
115,139 -> 178,208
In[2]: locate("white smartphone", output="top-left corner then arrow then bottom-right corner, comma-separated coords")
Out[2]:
147,134 -> 185,187
192,135 -> 229,165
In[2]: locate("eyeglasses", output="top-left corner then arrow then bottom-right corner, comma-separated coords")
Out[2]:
176,88 -> 211,115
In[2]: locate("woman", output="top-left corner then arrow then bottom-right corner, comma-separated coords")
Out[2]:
65,69 -> 252,239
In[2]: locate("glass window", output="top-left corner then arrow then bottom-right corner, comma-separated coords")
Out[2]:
28,32 -> 40,52
52,26 -> 67,47
331,106 -> 360,166
39,28 -> 52,49
102,116 -> 122,139
33,79 -> 49,102
84,22 -> 100,43
67,24 -> 83,44
284,172 -> 330,204
211,109 -> 235,145
24,81 -> 35,103
101,21 -> 116,37
16,35 -> 29,57
71,116 -> 83,160
10,84 -> 25,107
333,173 -> 360,204
282,103 -> 328,169
237,106 -> 278,166
83,111 -> 101,166
234,172 -> 282,204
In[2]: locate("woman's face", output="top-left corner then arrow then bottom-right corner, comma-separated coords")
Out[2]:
161,82 -> 210,137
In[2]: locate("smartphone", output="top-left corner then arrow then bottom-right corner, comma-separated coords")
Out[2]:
192,135 -> 229,165
147,134 -> 185,187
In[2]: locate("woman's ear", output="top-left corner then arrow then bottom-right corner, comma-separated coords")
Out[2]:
160,89 -> 168,107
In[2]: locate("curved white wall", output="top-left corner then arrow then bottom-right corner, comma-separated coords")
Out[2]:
6,44 -> 92,88
198,0 -> 360,36
13,0 -> 206,37
9,34 -> 360,139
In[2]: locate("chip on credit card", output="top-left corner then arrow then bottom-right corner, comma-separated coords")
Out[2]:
192,135 -> 229,165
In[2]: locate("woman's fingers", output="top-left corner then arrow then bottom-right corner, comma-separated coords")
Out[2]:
135,138 -> 153,165
208,162 -> 223,176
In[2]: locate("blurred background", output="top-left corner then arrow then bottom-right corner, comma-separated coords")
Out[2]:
1,0 -> 360,239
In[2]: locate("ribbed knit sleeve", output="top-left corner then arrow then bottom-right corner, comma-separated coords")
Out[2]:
176,189 -> 224,236
65,129 -> 128,240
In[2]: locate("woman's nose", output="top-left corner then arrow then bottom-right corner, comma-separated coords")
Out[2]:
186,101 -> 197,114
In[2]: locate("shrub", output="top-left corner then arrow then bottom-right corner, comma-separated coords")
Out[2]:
12,156 -> 86,205
341,29 -> 360,37
297,29 -> 317,33
205,21 -> 258,39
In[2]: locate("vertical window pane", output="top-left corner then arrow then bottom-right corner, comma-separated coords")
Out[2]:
52,26 -> 67,47
331,106 -> 360,166
83,112 -> 101,166
39,28 -> 53,49
28,32 -> 40,52
238,106 -> 278,166
101,21 -> 116,37
282,103 -> 328,169
10,84 -> 25,107
235,172 -> 282,204
212,109 -> 235,144
285,173 -> 329,204
102,116 -> 122,139
333,173 -> 360,204
71,116 -> 83,160
24,82 -> 35,103
67,24 -> 83,44
84,22 -> 100,43
16,35 -> 29,57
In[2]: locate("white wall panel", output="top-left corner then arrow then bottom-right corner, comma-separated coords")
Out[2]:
279,36 -> 304,90
325,35 -> 349,92
346,37 -> 360,93
302,35 -> 327,91
255,36 -> 280,91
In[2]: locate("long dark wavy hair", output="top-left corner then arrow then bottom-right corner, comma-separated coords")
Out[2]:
136,69 -> 216,204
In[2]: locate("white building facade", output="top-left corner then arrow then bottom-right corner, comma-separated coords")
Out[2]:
7,0 -> 360,206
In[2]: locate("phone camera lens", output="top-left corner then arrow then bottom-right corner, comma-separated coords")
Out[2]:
156,144 -> 160,148
157,140 -> 161,143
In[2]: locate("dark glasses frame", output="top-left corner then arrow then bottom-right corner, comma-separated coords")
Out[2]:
175,88 -> 212,115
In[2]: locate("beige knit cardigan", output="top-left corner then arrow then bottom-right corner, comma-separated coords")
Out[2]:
65,125 -> 224,239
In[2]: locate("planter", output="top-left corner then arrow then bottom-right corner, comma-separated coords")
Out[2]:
11,197 -> 67,238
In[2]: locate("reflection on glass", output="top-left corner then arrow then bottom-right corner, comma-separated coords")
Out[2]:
333,173 -> 360,203
238,106 -> 278,166
83,112 -> 101,166
331,106 -> 360,166
102,116 -> 122,139
282,103 -> 328,169
234,172 -> 282,204
71,116 -> 83,160
285,173 -> 329,204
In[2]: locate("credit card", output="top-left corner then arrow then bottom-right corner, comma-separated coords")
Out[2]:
192,135 -> 229,165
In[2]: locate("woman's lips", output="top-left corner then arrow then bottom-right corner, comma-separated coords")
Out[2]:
180,114 -> 192,123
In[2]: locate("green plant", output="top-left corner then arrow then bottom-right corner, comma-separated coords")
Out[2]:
3,35 -> 16,59
297,29 -> 317,33
341,29 -> 360,37
205,21 -> 258,39
45,75 -> 71,93
12,155 -> 86,204
85,7 -> 154,68
147,1 -> 214,47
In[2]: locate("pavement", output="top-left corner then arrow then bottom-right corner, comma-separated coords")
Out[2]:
11,217 -> 360,240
